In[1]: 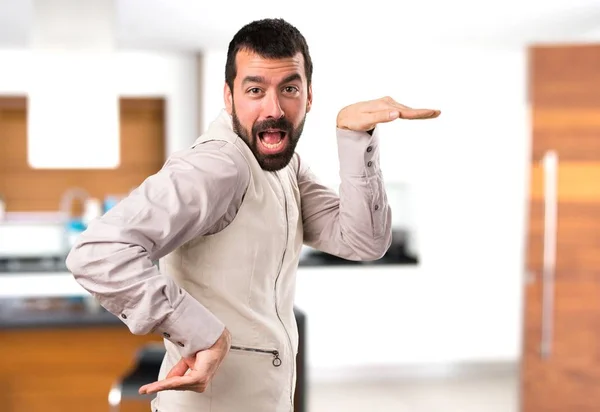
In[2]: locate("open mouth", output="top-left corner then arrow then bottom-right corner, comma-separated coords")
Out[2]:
257,129 -> 288,154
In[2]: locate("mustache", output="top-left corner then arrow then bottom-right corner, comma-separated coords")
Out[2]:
252,117 -> 293,135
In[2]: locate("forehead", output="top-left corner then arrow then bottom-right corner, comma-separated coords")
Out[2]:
235,49 -> 305,84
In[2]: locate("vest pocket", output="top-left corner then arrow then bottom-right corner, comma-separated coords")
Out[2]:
230,345 -> 282,367
211,342 -> 290,411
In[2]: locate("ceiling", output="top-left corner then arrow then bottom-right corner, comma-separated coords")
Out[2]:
1,0 -> 600,52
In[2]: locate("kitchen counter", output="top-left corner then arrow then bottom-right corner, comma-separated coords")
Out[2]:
0,254 -> 415,274
0,296 -> 122,329
0,229 -> 418,275
299,250 -> 417,266
0,256 -> 68,273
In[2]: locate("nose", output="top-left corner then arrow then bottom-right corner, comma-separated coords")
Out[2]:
262,91 -> 284,119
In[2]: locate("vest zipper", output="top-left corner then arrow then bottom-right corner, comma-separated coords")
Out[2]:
230,345 -> 282,367
274,172 -> 294,405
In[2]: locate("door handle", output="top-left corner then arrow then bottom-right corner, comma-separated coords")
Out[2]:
540,150 -> 558,359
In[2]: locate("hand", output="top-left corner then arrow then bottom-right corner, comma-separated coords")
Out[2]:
139,328 -> 232,395
336,96 -> 441,132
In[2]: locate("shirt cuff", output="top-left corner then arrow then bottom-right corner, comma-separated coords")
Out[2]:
154,290 -> 225,358
336,126 -> 380,177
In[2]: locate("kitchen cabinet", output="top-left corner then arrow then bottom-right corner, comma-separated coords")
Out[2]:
0,299 -> 162,412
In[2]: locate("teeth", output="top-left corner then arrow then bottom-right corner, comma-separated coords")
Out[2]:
262,140 -> 283,149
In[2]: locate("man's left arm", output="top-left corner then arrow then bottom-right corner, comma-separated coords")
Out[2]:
298,127 -> 392,261
298,96 -> 441,261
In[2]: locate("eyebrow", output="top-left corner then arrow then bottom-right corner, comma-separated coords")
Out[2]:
280,73 -> 302,85
241,75 -> 266,86
241,73 -> 303,86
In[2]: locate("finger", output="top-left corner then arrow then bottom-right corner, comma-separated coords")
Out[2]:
370,96 -> 411,111
385,100 -> 440,118
379,96 -> 415,111
368,109 -> 401,125
166,358 -> 189,379
140,383 -> 196,394
397,108 -> 440,119
390,101 -> 412,110
421,109 -> 441,119
139,377 -> 190,394
139,375 -> 197,395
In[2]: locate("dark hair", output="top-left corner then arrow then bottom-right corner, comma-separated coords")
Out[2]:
225,18 -> 313,92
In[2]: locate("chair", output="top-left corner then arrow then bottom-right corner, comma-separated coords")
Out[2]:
109,307 -> 307,412
293,307 -> 307,412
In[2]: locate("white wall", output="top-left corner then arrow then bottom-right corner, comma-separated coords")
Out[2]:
0,49 -> 199,156
199,50 -> 227,133
0,42 -> 530,379
201,44 -> 530,377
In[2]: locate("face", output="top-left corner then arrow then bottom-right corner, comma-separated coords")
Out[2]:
224,49 -> 312,172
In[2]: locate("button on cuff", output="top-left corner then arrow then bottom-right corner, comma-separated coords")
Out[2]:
336,128 -> 379,176
157,290 -> 225,358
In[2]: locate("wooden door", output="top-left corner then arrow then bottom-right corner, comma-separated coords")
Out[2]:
522,44 -> 600,411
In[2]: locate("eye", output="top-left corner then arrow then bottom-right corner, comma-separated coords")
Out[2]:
247,87 -> 262,95
283,86 -> 299,94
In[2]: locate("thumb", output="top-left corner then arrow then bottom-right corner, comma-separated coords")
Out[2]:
368,110 -> 399,125
166,357 -> 190,379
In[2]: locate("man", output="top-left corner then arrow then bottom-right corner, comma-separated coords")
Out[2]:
66,18 -> 440,412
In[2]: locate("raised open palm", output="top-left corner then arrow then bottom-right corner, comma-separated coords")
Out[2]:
336,96 -> 441,132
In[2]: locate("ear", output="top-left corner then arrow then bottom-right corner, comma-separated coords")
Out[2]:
306,84 -> 313,113
224,82 -> 233,115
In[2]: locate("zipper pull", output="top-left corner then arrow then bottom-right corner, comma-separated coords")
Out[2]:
272,350 -> 282,367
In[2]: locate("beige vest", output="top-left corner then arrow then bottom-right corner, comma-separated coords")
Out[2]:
152,110 -> 304,412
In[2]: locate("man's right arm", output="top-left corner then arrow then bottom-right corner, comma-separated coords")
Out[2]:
65,140 -> 250,359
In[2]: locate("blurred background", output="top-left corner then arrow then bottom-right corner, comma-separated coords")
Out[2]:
1,0 -> 600,411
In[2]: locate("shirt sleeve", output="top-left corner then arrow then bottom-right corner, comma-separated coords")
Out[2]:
298,127 -> 393,260
65,139 -> 250,358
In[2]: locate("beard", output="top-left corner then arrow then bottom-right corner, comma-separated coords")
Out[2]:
231,105 -> 305,172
